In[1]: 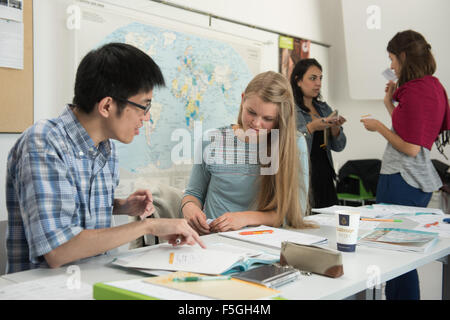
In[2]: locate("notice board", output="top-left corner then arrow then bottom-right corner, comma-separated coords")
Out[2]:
0,0 -> 33,133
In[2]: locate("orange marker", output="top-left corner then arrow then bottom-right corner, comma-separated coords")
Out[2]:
239,230 -> 274,235
424,221 -> 439,228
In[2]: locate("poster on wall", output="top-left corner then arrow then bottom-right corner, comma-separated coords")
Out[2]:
0,0 -> 23,22
74,0 -> 262,194
0,0 -> 23,69
279,36 -> 310,81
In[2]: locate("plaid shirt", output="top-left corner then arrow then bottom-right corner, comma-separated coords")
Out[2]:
6,106 -> 119,273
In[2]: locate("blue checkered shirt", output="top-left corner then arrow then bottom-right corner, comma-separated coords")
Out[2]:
6,105 -> 119,273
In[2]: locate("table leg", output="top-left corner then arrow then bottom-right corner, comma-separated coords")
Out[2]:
441,255 -> 449,300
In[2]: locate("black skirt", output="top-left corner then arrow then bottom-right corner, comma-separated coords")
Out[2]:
310,130 -> 338,209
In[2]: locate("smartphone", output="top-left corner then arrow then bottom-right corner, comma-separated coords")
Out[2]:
327,109 -> 339,124
329,109 -> 338,118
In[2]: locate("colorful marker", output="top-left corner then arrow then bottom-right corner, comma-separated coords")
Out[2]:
172,276 -> 231,282
360,218 -> 403,222
424,221 -> 439,228
239,230 -> 274,235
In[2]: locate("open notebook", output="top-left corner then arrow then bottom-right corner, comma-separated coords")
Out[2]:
112,242 -> 279,275
219,225 -> 327,249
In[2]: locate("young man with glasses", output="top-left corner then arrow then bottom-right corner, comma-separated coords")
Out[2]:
6,43 -> 205,274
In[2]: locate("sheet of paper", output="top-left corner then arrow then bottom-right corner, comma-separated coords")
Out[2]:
0,19 -> 23,69
219,225 -> 327,249
409,215 -> 450,238
106,278 -> 210,300
382,68 -> 397,81
113,243 -> 246,275
0,274 -> 92,300
312,204 -> 445,218
311,205 -> 392,218
373,204 -> 445,216
304,214 -> 380,230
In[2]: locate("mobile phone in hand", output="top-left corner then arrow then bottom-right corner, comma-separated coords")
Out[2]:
328,110 -> 339,123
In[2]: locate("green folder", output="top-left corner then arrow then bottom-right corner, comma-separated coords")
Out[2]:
93,282 -> 160,300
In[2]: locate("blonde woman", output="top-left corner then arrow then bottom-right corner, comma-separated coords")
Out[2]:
181,71 -> 313,234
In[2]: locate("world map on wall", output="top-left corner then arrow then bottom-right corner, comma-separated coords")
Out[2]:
94,22 -> 256,191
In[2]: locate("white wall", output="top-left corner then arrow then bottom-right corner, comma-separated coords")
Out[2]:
318,0 -> 449,172
342,0 -> 450,100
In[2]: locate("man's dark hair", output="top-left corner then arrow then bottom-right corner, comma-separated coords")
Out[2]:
73,42 -> 165,113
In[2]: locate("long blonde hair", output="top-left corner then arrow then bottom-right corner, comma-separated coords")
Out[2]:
237,71 -> 314,229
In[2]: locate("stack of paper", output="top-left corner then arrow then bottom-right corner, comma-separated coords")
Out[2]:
0,274 -> 92,300
304,214 -> 381,230
312,204 -> 445,218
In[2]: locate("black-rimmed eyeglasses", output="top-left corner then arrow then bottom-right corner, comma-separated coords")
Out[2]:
113,97 -> 152,115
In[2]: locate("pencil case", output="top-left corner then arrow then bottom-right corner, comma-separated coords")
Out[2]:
280,241 -> 344,278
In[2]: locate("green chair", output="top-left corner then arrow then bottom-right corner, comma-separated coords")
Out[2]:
337,174 -> 375,206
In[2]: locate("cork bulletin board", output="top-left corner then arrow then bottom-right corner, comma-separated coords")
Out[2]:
0,0 -> 33,133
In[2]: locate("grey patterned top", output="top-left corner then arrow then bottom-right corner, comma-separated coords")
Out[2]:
380,128 -> 442,192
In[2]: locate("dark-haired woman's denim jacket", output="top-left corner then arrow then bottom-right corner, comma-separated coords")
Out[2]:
296,100 -> 346,172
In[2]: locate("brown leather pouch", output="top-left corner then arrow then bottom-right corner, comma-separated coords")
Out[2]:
280,241 -> 344,278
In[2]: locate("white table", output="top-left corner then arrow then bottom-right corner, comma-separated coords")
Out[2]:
0,278 -> 14,289
2,225 -> 450,300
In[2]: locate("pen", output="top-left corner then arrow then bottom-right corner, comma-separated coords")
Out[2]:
239,230 -> 274,235
172,276 -> 231,282
360,218 -> 403,222
424,221 -> 439,228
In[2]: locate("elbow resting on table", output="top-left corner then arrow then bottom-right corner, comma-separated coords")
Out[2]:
44,251 -> 65,269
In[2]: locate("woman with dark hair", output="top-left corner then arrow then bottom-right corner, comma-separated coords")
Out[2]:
361,30 -> 450,300
290,59 -> 347,209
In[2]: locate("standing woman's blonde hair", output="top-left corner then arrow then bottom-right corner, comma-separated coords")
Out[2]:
237,71 -> 313,229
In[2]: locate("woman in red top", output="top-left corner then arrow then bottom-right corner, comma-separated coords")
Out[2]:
362,30 -> 450,300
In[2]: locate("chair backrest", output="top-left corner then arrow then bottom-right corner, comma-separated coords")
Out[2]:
0,220 -> 7,275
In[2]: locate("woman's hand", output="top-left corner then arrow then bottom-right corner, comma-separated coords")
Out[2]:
384,81 -> 396,110
209,212 -> 249,233
327,115 -> 346,128
307,116 -> 332,133
182,202 -> 210,235
360,118 -> 382,132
